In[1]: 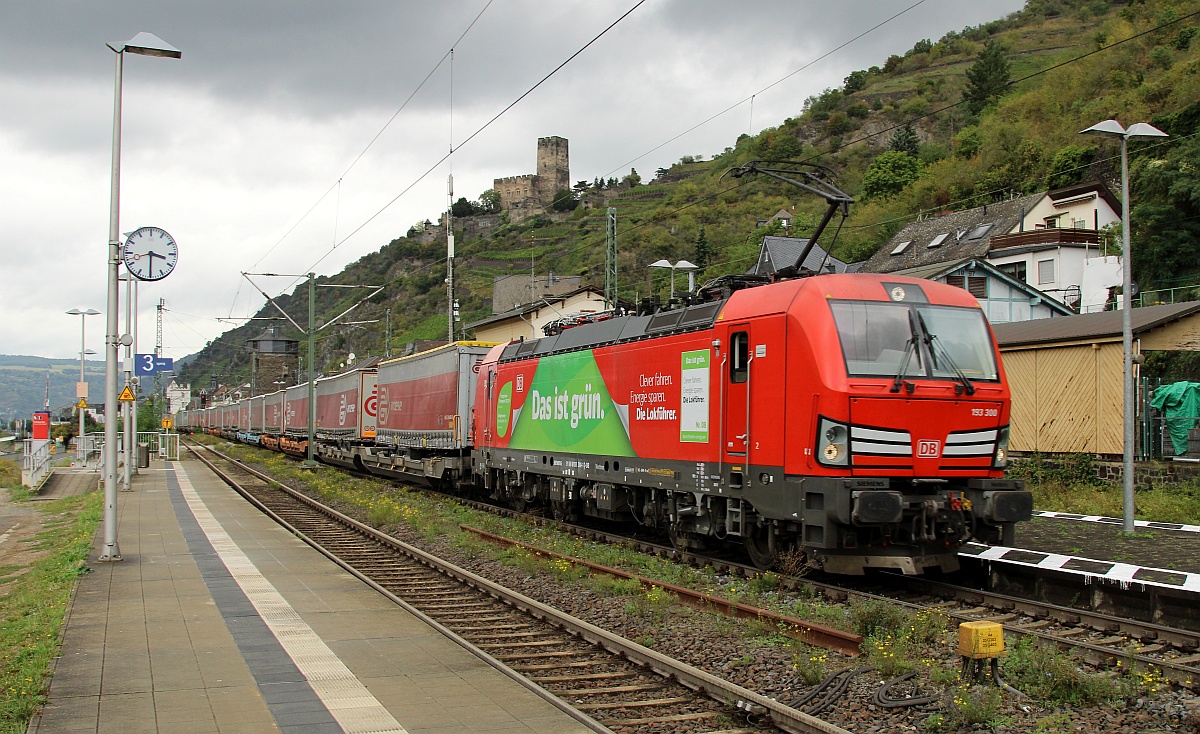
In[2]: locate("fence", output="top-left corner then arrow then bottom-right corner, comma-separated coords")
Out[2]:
21,439 -> 52,489
136,431 -> 180,461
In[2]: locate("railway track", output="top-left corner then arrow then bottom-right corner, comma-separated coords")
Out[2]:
184,439 -> 849,734
190,436 -> 1200,691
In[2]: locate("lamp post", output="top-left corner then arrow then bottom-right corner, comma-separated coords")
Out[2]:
67,309 -> 100,461
101,32 -> 181,563
649,259 -> 699,301
1080,119 -> 1168,533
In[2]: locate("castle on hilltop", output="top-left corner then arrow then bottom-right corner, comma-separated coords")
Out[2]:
493,136 -> 569,211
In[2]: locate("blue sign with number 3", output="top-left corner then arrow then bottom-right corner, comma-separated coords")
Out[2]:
134,354 -> 174,375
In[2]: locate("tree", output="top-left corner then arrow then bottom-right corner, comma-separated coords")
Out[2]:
843,69 -> 869,94
888,124 -> 920,158
694,227 -> 714,270
479,188 -> 501,213
1045,145 -> 1098,189
551,189 -> 578,212
450,197 -> 478,218
963,40 -> 1011,115
574,180 -> 591,194
860,150 -> 921,200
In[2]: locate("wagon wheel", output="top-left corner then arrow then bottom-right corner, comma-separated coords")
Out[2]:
509,495 -> 529,513
744,525 -> 777,570
551,500 -> 576,523
667,525 -> 707,554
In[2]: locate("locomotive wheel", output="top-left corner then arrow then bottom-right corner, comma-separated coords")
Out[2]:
744,527 -> 777,570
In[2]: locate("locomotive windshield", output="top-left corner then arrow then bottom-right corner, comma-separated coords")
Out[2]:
830,301 -> 999,381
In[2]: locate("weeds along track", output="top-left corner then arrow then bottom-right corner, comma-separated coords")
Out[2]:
188,437 -> 1200,690
183,440 -> 847,734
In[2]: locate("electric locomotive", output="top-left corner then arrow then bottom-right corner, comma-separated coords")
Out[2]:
472,273 -> 1030,575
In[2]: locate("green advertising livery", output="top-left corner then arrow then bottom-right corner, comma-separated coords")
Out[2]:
506,351 -> 635,456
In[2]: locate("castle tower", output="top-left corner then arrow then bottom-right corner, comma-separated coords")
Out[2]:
536,136 -> 570,204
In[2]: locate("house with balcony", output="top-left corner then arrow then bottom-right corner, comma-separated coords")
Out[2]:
865,182 -> 1123,320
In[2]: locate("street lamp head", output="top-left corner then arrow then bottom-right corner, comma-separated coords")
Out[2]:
674,260 -> 698,271
112,32 -> 181,59
649,259 -> 672,269
67,308 -> 101,316
1126,122 -> 1169,139
1079,119 -> 1126,138
1080,119 -> 1169,140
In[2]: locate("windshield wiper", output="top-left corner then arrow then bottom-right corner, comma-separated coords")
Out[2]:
890,310 -> 919,394
917,312 -> 975,396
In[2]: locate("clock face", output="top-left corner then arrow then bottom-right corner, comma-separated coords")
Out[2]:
122,227 -> 178,281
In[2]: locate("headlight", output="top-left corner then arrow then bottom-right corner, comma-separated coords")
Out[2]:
993,425 -> 1010,469
817,417 -> 849,467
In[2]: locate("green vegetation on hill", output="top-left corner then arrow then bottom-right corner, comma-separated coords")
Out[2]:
180,0 -> 1200,390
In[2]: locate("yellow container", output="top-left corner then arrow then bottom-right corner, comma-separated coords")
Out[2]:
958,621 -> 1006,659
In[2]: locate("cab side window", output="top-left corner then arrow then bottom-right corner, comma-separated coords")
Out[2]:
730,332 -> 749,384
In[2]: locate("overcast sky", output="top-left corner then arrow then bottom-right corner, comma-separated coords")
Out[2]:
2,0 -> 1022,362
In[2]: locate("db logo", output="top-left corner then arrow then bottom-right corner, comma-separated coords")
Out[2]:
917,440 -> 941,458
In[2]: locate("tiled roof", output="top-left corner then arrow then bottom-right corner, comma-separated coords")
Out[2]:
748,236 -> 849,276
862,193 -> 1043,274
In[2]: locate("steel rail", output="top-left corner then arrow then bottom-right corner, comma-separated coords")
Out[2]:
185,439 -> 850,734
461,525 -> 862,657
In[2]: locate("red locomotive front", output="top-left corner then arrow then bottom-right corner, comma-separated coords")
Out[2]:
473,273 -> 1030,575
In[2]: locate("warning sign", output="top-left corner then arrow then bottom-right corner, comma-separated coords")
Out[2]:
77,399 -> 88,409
161,417 -> 173,429
118,385 -> 136,402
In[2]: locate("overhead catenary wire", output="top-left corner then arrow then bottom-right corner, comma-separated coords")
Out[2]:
211,5 -> 1196,347
602,0 -> 928,179
288,0 -> 649,292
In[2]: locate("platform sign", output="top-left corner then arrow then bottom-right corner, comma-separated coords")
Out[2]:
76,381 -> 89,398
32,411 -> 50,440
134,354 -> 174,376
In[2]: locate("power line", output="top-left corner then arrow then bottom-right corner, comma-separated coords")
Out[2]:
603,0 -> 928,179
286,0 -> 648,292
244,0 -> 495,276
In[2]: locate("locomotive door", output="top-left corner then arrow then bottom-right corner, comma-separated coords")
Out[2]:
723,326 -> 751,460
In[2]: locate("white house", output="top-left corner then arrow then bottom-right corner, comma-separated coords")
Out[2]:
866,182 -> 1123,317
986,182 -> 1122,313
468,286 -> 613,343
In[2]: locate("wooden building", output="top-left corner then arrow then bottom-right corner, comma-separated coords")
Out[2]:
992,302 -> 1200,455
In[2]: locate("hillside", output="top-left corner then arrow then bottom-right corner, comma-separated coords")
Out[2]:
178,0 -> 1200,390
0,355 -> 104,424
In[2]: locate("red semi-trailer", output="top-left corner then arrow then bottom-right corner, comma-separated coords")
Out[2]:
360,342 -> 495,482
280,383 -> 310,457
313,368 -> 378,469
473,274 -> 1030,574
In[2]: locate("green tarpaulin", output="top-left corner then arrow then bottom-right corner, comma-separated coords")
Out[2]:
1151,381 -> 1200,455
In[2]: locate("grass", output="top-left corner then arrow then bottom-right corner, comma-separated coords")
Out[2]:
1011,454 -> 1200,525
193,437 -> 857,639
0,490 -> 102,733
0,461 -> 20,491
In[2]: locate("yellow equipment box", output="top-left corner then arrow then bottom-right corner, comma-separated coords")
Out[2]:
958,620 -> 1006,659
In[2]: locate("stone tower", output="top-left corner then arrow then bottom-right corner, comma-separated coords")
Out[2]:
493,136 -> 570,211
536,136 -> 570,202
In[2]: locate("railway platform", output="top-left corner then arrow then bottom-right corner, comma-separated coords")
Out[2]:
29,456 -> 591,734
